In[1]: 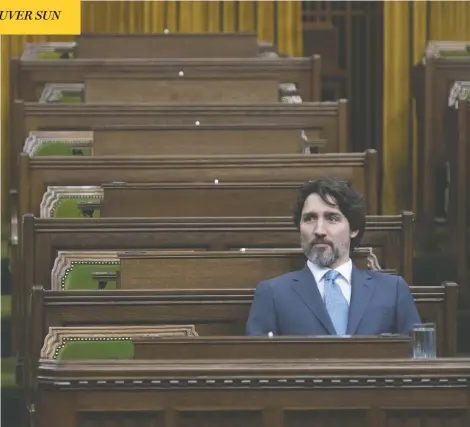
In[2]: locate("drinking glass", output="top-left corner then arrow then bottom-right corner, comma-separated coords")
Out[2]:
411,323 -> 437,359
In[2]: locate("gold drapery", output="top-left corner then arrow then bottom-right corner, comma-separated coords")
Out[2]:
411,0 -> 428,215
429,1 -> 470,40
382,1 -> 411,215
383,0 -> 470,215
277,0 -> 303,57
0,0 -> 303,242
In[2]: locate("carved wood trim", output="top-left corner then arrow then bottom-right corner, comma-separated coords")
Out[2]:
425,41 -> 470,60
91,123 -> 322,131
20,42 -> 76,60
30,151 -> 376,168
36,358 -> 470,390
51,250 -> 118,291
40,325 -> 199,359
38,83 -> 84,103
449,81 -> 470,109
102,182 -> 338,190
22,100 -> 346,115
40,283 -> 450,303
353,247 -> 382,270
31,212 -> 402,231
22,57 -> 320,72
40,186 -> 103,218
23,130 -> 92,156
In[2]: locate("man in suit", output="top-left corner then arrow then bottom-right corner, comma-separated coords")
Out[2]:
246,177 -> 421,336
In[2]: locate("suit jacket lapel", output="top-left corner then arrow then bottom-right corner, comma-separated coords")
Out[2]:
291,265 -> 336,335
346,265 -> 375,334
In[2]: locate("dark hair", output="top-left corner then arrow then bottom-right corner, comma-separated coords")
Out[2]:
292,177 -> 366,249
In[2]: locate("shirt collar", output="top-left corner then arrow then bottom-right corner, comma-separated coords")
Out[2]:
307,258 -> 353,284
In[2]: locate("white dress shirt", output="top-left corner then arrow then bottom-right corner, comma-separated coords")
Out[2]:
306,258 -> 353,304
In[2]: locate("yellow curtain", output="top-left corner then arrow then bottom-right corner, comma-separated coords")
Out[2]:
165,1 -> 178,32
430,1 -> 470,40
222,1 -> 236,32
0,0 -> 303,249
382,1 -> 411,215
411,1 -> 428,215
258,1 -> 275,44
206,2 -> 220,33
277,0 -> 303,57
383,0 -> 470,215
239,1 -> 256,32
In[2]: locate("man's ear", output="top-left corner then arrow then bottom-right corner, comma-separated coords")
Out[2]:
350,229 -> 359,238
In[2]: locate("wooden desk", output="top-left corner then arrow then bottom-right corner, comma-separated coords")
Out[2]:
91,123 -> 330,156
30,285 -> 458,359
33,358 -> 470,427
132,336 -> 412,360
84,72 -> 281,103
73,32 -> 260,58
24,213 -> 413,288
19,150 -> 379,223
12,101 -> 343,190
116,249 -> 380,290
98,178 -> 378,218
15,56 -> 322,102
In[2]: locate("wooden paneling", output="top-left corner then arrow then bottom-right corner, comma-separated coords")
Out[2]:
32,358 -> 470,427
91,124 -> 329,156
132,336 -> 411,360
15,56 -> 322,102
84,73 -> 280,103
20,150 -> 377,224
75,32 -> 258,58
30,284 -> 458,357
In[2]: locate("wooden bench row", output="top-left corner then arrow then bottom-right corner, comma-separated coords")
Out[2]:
29,283 -> 458,363
40,330 -> 413,361
46,181 -> 376,220
13,55 -> 322,103
11,101 -> 348,187
17,149 -> 378,220
24,121 -> 343,156
13,37 -> 466,424
22,280 -> 459,396
50,248 -> 391,291
12,213 -> 416,372
22,213 -> 413,289
31,355 -> 470,427
21,32 -> 263,60
24,285 -> 461,418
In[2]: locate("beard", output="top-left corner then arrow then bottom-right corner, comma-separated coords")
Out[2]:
302,239 -> 348,268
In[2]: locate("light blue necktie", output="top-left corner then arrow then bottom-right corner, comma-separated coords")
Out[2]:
323,270 -> 349,335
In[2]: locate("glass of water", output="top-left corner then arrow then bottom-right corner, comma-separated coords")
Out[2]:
411,323 -> 437,359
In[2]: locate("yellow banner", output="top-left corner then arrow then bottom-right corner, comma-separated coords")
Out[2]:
0,0 -> 81,35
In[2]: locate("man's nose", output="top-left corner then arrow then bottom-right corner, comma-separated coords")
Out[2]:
314,219 -> 327,237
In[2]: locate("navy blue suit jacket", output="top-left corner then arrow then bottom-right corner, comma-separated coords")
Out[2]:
246,264 -> 421,336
